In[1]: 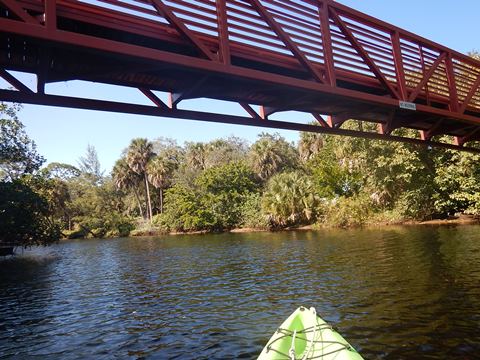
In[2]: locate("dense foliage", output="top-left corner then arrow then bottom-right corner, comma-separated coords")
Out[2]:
4,103 -> 480,246
0,104 -> 59,249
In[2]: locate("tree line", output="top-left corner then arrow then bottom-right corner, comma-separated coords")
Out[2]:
2,103 -> 480,248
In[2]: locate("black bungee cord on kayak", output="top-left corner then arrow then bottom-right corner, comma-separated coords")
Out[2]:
265,324 -> 356,359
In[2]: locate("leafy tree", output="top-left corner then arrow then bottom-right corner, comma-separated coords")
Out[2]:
239,192 -> 270,229
152,137 -> 184,171
78,144 -> 103,185
195,161 -> 257,194
67,176 -> 133,238
42,162 -> 81,180
322,194 -> 372,228
0,103 -> 44,180
195,161 -> 258,230
203,136 -> 248,168
0,178 -> 60,248
160,162 -> 258,231
305,124 -> 439,224
308,149 -> 361,199
184,137 -> 248,171
306,132 -> 364,199
158,184 -> 212,232
27,175 -> 72,230
432,146 -> 480,216
0,104 -> 59,250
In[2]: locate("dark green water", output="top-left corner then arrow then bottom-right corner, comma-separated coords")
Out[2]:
1,226 -> 480,359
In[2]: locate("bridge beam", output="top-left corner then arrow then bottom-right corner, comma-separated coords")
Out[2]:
327,114 -> 350,129
2,88 -> 478,154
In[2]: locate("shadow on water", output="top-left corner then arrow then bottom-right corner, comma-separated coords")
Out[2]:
1,226 -> 480,359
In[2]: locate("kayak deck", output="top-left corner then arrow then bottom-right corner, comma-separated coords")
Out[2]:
258,307 -> 364,360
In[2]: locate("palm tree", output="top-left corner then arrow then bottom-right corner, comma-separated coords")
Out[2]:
147,155 -> 175,214
126,138 -> 155,222
249,135 -> 284,181
298,131 -> 324,162
262,172 -> 318,227
112,158 -> 144,218
185,142 -> 206,171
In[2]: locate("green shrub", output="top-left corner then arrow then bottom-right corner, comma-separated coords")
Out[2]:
321,194 -> 372,228
239,193 -> 269,229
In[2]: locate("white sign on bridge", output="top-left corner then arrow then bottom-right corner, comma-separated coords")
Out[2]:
399,101 -> 417,111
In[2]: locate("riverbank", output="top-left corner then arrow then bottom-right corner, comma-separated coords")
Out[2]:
121,214 -> 480,238
58,214 -> 480,241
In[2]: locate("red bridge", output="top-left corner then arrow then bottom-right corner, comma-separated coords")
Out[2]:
1,0 -> 480,151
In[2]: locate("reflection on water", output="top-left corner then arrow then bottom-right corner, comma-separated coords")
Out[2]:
1,226 -> 480,359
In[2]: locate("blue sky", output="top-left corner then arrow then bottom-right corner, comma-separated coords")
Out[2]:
3,0 -> 478,172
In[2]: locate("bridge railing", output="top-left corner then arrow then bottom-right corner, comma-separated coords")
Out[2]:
13,0 -> 478,113
2,0 -> 480,148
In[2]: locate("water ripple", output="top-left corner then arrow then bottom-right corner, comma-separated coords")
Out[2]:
1,226 -> 480,359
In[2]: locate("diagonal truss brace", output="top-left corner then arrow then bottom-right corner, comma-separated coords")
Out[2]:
0,69 -> 33,93
168,76 -> 209,109
378,110 -> 397,135
139,88 -> 170,110
0,0 -> 39,24
460,74 -> 480,114
329,7 -> 399,99
455,127 -> 480,147
240,103 -> 262,120
420,119 -> 445,141
248,0 -> 326,84
327,114 -> 349,128
150,0 -> 216,61
408,52 -> 446,102
311,113 -> 330,128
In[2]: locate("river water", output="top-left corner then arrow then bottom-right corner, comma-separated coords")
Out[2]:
1,226 -> 480,359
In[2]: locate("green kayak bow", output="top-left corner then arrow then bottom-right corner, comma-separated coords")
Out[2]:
258,307 -> 364,360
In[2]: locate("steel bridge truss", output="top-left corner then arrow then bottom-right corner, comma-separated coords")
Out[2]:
1,0 -> 480,152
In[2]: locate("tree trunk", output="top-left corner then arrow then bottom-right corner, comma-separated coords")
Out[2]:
145,174 -> 153,223
160,188 -> 163,214
133,187 -> 144,219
